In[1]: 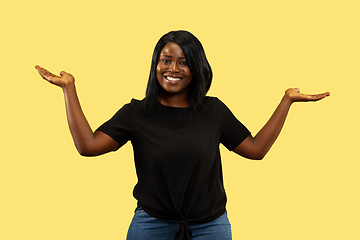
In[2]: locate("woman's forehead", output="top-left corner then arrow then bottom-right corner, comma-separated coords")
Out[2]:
160,42 -> 185,57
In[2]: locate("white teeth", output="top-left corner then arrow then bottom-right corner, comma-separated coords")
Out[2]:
166,76 -> 181,81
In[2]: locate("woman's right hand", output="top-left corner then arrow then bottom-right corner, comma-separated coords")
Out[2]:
35,65 -> 75,88
35,65 -> 119,156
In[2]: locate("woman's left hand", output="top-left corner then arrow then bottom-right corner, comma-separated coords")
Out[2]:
233,87 -> 330,159
285,88 -> 330,103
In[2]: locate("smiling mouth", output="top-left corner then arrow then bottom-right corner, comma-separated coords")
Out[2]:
165,76 -> 182,82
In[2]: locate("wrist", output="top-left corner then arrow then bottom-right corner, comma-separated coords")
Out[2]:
62,81 -> 76,92
282,93 -> 294,106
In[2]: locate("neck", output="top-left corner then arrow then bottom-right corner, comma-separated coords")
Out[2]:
158,92 -> 189,108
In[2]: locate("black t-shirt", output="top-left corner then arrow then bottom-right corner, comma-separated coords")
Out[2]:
96,97 -> 250,224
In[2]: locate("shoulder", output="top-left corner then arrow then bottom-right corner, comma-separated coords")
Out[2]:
126,98 -> 158,117
204,96 -> 221,105
129,98 -> 144,105
203,97 -> 238,121
109,98 -> 145,118
203,96 -> 228,109
196,97 -> 227,118
122,98 -> 145,110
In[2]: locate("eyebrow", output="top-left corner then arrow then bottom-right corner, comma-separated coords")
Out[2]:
161,55 -> 186,59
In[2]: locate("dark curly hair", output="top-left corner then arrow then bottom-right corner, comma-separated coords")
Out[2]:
145,30 -> 213,111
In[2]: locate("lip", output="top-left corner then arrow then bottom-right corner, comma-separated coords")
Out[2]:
164,75 -> 183,83
164,75 -> 183,79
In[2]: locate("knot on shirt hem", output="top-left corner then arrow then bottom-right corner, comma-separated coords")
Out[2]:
174,220 -> 192,240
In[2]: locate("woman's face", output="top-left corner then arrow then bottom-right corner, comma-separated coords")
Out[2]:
156,42 -> 192,97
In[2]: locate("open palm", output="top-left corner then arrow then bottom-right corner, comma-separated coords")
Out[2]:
285,88 -> 330,102
35,65 -> 75,88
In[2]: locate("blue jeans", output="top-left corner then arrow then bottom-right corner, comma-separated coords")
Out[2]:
126,208 -> 232,240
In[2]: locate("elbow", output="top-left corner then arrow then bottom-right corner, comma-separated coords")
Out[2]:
233,137 -> 268,161
78,149 -> 91,157
78,151 -> 93,157
76,145 -> 95,157
249,151 -> 267,160
233,147 -> 266,160
251,148 -> 269,160
249,155 -> 265,160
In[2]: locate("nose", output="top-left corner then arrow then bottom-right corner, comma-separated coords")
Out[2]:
168,62 -> 180,73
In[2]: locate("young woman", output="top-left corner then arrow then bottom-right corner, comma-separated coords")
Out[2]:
35,30 -> 329,240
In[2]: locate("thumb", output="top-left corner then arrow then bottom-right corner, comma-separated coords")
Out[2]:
60,71 -> 67,76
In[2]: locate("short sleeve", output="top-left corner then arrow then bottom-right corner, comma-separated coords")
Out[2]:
95,99 -> 135,150
218,99 -> 251,151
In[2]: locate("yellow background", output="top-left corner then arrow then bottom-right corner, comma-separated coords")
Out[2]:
1,0 -> 359,239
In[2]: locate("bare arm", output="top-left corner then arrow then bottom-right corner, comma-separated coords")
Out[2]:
233,88 -> 330,160
35,65 -> 119,156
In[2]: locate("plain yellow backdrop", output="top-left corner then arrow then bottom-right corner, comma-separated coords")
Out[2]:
1,0 -> 359,239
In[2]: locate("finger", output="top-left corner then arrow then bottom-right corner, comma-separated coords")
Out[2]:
36,66 -> 61,82
313,92 -> 330,98
38,67 -> 56,78
35,65 -> 45,74
305,92 -> 329,101
44,74 -> 62,83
